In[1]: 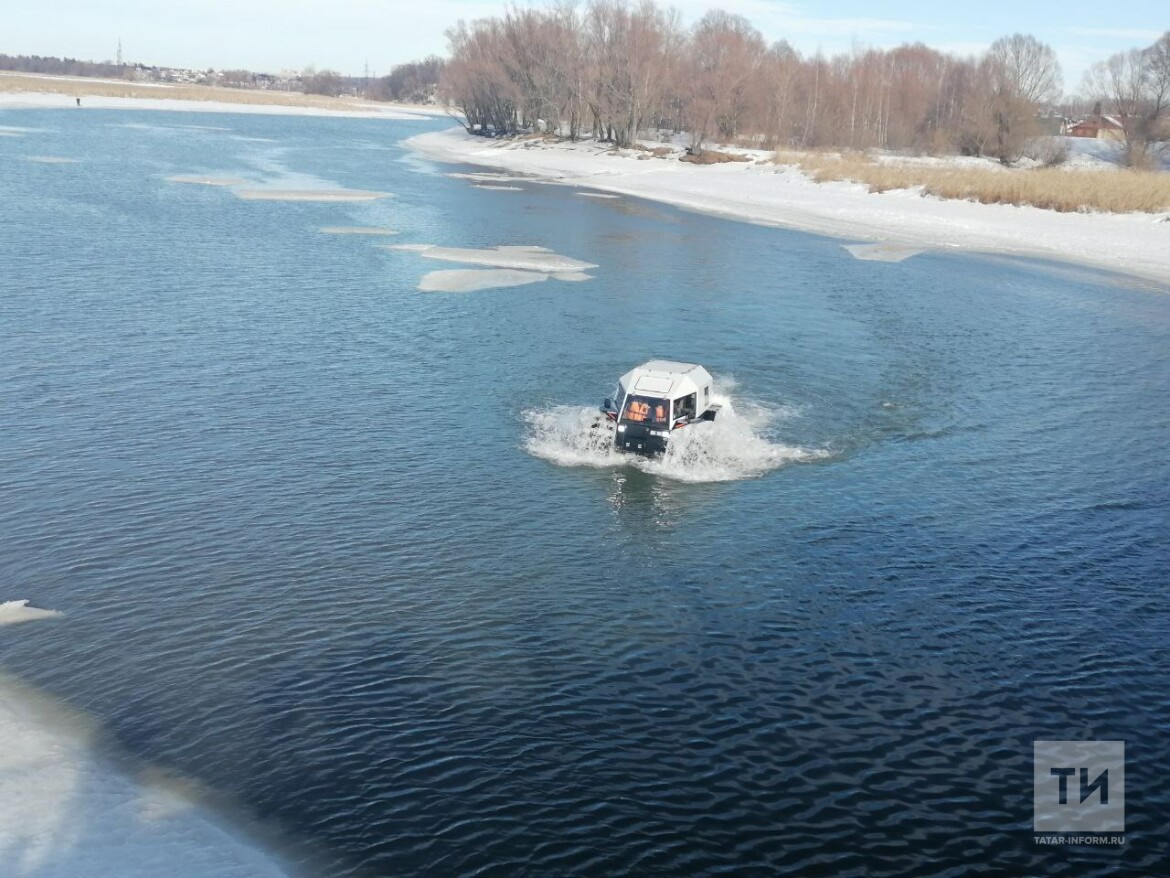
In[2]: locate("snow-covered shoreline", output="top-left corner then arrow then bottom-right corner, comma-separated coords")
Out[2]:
0,90 -> 448,120
406,128 -> 1170,287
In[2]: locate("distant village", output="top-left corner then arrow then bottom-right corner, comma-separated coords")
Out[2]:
0,53 -> 444,103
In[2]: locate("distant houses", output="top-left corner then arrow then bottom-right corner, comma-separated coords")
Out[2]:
1067,115 -> 1125,140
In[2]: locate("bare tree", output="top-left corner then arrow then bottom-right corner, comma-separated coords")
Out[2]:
982,33 -> 1062,163
579,0 -> 679,147
302,67 -> 346,97
442,19 -> 521,134
1140,32 -> 1170,156
760,41 -> 800,147
369,56 -> 445,103
684,10 -> 766,152
1084,33 -> 1170,168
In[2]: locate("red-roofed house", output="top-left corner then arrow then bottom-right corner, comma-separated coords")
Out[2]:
1068,116 -> 1125,140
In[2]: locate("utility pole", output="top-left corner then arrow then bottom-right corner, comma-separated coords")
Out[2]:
117,38 -> 123,66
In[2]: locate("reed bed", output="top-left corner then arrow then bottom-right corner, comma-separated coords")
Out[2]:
773,150 -> 1170,214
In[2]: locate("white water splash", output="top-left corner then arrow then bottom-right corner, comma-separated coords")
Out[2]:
523,391 -> 828,483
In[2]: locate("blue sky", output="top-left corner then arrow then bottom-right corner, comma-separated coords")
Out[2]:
3,1 -> 1165,93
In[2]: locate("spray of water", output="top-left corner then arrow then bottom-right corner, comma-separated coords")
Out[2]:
522,384 -> 829,483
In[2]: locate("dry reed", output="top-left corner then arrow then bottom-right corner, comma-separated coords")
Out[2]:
773,150 -> 1170,214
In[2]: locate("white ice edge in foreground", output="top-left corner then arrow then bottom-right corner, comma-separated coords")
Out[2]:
405,128 -> 1170,287
0,673 -> 294,878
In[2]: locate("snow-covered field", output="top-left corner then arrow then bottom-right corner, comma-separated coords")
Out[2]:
407,128 -> 1170,287
0,90 -> 444,120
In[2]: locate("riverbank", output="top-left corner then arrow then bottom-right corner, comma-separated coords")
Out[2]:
406,128 -> 1170,287
0,73 -> 448,119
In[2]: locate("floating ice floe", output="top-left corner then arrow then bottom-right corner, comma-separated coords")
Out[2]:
166,175 -> 249,187
0,599 -> 61,626
233,188 -> 391,202
447,171 -> 529,183
394,244 -> 598,273
473,184 -> 523,191
26,156 -> 79,164
576,192 -> 620,199
389,243 -> 598,292
842,242 -> 925,263
419,269 -> 592,293
319,226 -> 399,236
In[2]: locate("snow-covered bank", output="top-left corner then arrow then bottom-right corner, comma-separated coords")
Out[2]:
406,128 -> 1170,287
0,673 -> 296,877
0,90 -> 443,120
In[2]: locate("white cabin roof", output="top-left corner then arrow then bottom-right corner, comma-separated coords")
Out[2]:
618,360 -> 712,399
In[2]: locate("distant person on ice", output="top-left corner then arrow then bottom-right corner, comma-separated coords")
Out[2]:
76,98 -> 81,107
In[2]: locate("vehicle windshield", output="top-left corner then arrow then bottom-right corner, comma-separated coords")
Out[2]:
606,384 -> 624,412
620,395 -> 670,427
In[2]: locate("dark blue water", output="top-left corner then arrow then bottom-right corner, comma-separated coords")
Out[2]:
2,108 -> 1169,877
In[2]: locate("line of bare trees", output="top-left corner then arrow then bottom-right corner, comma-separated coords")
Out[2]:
367,56 -> 446,103
0,53 -> 131,79
440,0 -> 1167,165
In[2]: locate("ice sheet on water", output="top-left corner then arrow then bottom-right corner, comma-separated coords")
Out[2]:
0,599 -> 61,626
418,269 -> 594,292
419,269 -> 550,292
402,244 -> 598,273
319,226 -> 399,236
234,188 -> 391,202
576,192 -> 620,199
842,242 -> 924,262
167,175 -> 248,186
473,184 -> 523,191
26,156 -> 79,164
0,675 -> 293,877
447,171 -> 530,183
523,393 -> 828,483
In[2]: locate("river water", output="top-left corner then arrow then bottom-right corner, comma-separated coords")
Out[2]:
1,109 -> 1168,877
